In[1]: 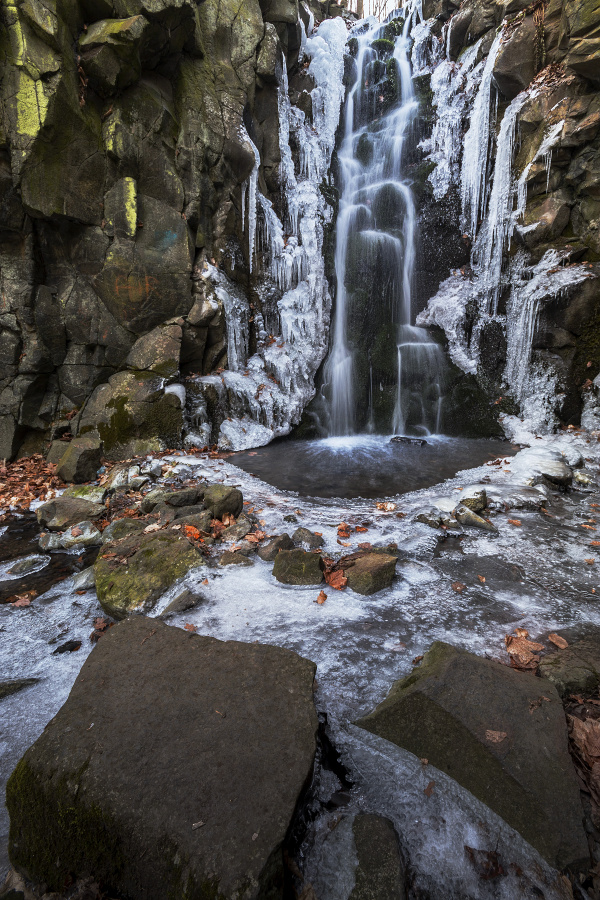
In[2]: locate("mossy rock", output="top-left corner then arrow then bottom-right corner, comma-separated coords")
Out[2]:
371,38 -> 394,56
382,18 -> 403,40
6,617 -> 318,899
356,641 -> 588,870
345,553 -> 397,595
272,549 -> 324,585
202,484 -> 243,519
94,531 -> 203,619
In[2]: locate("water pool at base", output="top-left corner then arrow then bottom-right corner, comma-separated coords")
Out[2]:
230,435 -> 516,499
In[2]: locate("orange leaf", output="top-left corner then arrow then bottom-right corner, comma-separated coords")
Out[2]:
548,633 -> 568,649
376,501 -> 396,512
183,525 -> 201,540
202,578 -> 209,585
452,582 -> 465,593
477,575 -> 486,583
337,540 -> 351,547
581,524 -> 597,530
586,558 -> 596,565
325,569 -> 347,591
508,519 -> 521,527
184,623 -> 197,632
316,591 -> 327,605
355,526 -> 368,533
590,541 -> 600,547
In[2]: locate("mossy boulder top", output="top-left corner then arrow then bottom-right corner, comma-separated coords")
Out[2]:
94,529 -> 204,618
6,616 -> 318,899
356,641 -> 588,871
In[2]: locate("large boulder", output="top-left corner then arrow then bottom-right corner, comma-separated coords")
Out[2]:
356,641 -> 588,870
94,531 -> 203,618
6,617 -> 318,899
202,484 -> 244,519
56,435 -> 103,484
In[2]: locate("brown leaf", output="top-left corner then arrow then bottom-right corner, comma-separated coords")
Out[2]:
420,758 -> 428,765
505,632 -> 543,671
355,525 -> 368,533
357,542 -> 372,550
184,623 -> 197,633
71,526 -> 83,537
477,574 -> 486,583
413,655 -> 424,665
507,519 -> 521,527
202,578 -> 209,585
452,582 -> 465,593
485,730 -> 507,743
548,633 -> 568,649
376,501 -> 396,512
245,530 -> 266,543
585,558 -> 596,565
581,524 -> 597,530
591,541 -> 600,547
424,780 -> 435,797
11,594 -> 31,608
514,627 -> 529,638
325,569 -> 347,591
569,715 -> 600,766
316,591 -> 327,605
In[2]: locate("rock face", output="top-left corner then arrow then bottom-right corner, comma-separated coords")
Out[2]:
94,530 -> 203,618
6,616 -> 318,899
356,641 -> 588,870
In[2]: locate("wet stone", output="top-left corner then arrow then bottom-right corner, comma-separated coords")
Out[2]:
36,497 -> 105,531
258,533 -> 295,561
60,521 -> 103,549
459,486 -> 487,512
350,813 -> 405,900
539,630 -> 600,697
0,679 -> 39,701
273,549 -> 324,585
345,553 -> 397,596
454,505 -> 497,532
202,484 -> 244,520
160,589 -> 206,618
101,518 -> 146,543
7,556 -> 49,577
292,527 -> 325,549
219,550 -> 254,567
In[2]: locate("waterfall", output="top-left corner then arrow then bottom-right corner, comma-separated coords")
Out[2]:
324,3 -> 447,437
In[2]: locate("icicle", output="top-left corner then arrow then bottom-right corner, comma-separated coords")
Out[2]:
460,30 -> 503,237
238,123 -> 261,274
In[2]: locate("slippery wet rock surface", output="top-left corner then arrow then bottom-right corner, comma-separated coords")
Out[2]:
2,431 -> 600,898
356,641 -> 587,870
7,617 -> 318,900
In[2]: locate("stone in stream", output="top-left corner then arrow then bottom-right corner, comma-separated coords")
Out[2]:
258,533 -> 295,561
36,497 -> 105,531
219,550 -> 254,567
273,549 -> 324,585
6,617 -> 318,899
221,515 -> 253,541
351,814 -> 405,900
510,447 -> 573,488
292,527 -> 325,549
414,508 -> 442,528
94,532 -> 204,619
159,589 -> 206,618
0,678 -> 39,701
7,556 -> 48,577
141,486 -> 204,513
356,641 -> 588,870
458,486 -> 487,512
539,630 -> 600,697
202,484 -> 244,519
345,553 -> 397,595
454,505 -> 497,532
60,521 -> 103,550
175,511 -> 213,533
101,518 -> 146,543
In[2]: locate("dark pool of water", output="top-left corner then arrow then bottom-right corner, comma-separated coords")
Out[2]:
230,435 -> 517,499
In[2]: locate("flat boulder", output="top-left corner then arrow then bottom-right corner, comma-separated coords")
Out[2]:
356,641 -> 587,870
539,630 -> 600,697
36,497 -> 105,531
258,533 -> 295,561
6,617 -> 318,899
94,531 -> 203,619
345,553 -> 396,595
272,549 -> 324,585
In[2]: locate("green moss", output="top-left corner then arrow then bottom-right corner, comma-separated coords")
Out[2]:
371,38 -> 394,56
383,18 -> 404,40
7,757 -> 124,892
347,36 -> 358,57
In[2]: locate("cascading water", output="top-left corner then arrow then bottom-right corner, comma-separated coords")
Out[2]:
323,6 -> 447,438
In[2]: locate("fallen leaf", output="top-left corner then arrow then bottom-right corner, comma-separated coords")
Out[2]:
337,539 -> 351,547
183,525 -> 201,541
586,558 -> 596,565
316,591 -> 327,605
581,524 -> 597,530
202,578 -> 209,585
507,519 -> 521,527
505,632 -> 543,671
452,582 -> 465,593
245,530 -> 266,543
591,541 -> 600,547
424,780 -> 435,797
337,522 -> 352,538
11,594 -> 31,608
325,569 -> 348,591
358,542 -> 372,550
477,575 -> 486,583
376,501 -> 396,512
548,633 -> 568,649
71,526 -> 83,537
413,655 -> 424,665
184,623 -> 197,633
355,525 -> 368,533
515,627 -> 529,638
144,523 -> 161,533
485,730 -> 507,743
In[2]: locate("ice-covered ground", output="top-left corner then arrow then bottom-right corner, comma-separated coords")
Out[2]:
2,428 -> 600,897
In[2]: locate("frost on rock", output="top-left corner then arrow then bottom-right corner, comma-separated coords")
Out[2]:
416,275 -> 477,374
186,17 -> 348,450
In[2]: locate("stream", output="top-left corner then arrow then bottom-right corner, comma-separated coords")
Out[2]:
2,430 -> 599,898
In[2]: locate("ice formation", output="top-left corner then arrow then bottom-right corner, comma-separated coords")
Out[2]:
186,17 -> 348,450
